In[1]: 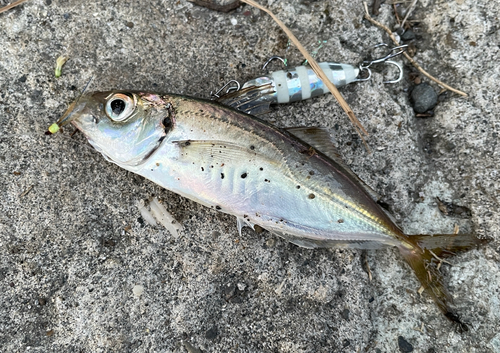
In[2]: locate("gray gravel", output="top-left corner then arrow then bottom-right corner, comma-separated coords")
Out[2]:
1,0 -> 499,352
411,83 -> 437,113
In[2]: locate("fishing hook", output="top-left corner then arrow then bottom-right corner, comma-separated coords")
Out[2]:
356,44 -> 408,84
262,56 -> 287,71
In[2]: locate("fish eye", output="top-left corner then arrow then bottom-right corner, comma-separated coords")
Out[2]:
105,93 -> 137,122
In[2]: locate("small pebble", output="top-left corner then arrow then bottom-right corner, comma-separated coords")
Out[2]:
265,237 -> 276,247
411,83 -> 437,113
341,308 -> 350,321
205,326 -> 218,340
401,29 -> 416,41
132,285 -> 144,298
398,336 -> 414,352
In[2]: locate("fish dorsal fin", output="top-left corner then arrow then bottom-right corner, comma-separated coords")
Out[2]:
285,127 -> 341,161
285,127 -> 381,202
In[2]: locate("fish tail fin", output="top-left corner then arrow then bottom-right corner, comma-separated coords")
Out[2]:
398,233 -> 487,331
411,233 -> 488,258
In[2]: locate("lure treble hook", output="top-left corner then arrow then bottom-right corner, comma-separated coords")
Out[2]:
356,44 -> 408,84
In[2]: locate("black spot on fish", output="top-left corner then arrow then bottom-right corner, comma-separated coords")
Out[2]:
241,173 -> 247,179
264,179 -> 270,183
201,167 -> 204,171
221,173 -> 224,179
216,206 -> 221,210
296,185 -> 300,189
259,167 -> 263,171
250,145 -> 255,150
308,193 -> 315,199
309,171 -> 315,175
338,219 -> 344,223
184,141 -> 191,146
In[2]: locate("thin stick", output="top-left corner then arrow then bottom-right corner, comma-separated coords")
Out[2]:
363,2 -> 467,97
0,0 -> 29,14
400,0 -> 418,29
392,3 -> 401,26
240,0 -> 369,140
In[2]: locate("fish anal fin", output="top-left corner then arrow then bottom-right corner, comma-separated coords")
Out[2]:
237,217 -> 255,236
269,230 -> 392,250
285,127 -> 381,202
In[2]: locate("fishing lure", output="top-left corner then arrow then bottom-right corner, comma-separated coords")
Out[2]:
48,87 -> 483,330
216,44 -> 408,115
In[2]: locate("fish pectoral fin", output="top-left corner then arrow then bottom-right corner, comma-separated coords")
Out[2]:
173,140 -> 257,165
285,126 -> 381,202
270,230 -> 392,250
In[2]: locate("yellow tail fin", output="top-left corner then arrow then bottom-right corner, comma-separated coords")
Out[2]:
399,233 -> 487,331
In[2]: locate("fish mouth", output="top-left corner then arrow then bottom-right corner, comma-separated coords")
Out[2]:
56,98 -> 89,128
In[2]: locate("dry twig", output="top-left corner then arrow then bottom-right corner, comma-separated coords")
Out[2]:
240,0 -> 369,143
0,0 -> 29,14
400,0 -> 418,29
363,2 -> 468,97
19,184 -> 33,198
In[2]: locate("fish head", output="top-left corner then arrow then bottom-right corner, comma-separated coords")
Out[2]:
58,91 -> 172,166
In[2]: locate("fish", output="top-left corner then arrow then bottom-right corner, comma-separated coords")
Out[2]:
52,90 -> 484,330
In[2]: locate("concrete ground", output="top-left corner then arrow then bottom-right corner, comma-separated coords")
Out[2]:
0,0 -> 499,352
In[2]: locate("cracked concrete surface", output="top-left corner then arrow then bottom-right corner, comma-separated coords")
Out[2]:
0,0 -> 499,352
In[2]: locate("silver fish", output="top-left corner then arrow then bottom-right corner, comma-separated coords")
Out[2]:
52,90 -> 483,329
